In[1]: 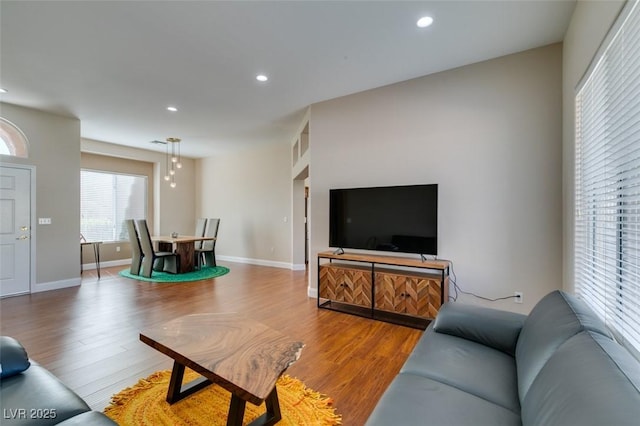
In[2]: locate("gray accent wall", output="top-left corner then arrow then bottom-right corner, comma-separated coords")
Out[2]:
309,44 -> 563,313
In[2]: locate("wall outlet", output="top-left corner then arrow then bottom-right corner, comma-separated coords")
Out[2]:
514,292 -> 523,304
116,246 -> 121,252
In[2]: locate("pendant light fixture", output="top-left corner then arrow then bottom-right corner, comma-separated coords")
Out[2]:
163,137 -> 182,188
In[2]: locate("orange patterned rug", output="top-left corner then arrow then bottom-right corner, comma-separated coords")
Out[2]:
104,369 -> 342,425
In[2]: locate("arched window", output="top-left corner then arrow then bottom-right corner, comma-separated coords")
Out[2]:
0,117 -> 29,158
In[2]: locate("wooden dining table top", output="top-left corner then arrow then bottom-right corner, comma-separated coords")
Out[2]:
152,235 -> 216,244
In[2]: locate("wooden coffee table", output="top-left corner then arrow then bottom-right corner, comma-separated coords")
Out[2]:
140,313 -> 304,426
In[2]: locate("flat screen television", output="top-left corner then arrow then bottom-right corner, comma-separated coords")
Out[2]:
329,184 -> 438,256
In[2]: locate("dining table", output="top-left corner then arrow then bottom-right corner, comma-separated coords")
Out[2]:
152,235 -> 216,273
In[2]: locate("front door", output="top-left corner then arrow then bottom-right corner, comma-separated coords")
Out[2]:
0,166 -> 32,297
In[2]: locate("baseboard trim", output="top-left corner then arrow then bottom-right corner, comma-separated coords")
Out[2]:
34,277 -> 81,293
308,286 -> 318,298
81,259 -> 130,271
217,255 -> 299,270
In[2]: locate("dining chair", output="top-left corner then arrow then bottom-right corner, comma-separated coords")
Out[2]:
135,219 -> 179,277
194,218 -> 207,250
126,219 -> 143,275
195,218 -> 220,269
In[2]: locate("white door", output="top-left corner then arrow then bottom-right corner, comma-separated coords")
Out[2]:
0,166 -> 32,297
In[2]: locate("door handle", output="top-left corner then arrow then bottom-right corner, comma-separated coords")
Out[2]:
20,226 -> 29,231
16,235 -> 30,240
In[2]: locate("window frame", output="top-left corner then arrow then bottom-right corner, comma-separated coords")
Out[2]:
80,168 -> 148,243
574,0 -> 640,359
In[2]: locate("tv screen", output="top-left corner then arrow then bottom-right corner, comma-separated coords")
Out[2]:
329,184 -> 438,255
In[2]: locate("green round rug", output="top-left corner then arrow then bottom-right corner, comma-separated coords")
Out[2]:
119,266 -> 229,283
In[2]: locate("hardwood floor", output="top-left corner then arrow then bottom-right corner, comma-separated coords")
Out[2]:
0,262 -> 423,425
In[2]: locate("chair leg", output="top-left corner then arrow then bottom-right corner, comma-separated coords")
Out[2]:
140,256 -> 154,278
153,257 -> 165,271
163,256 -> 179,274
204,252 -> 216,268
131,253 -> 142,275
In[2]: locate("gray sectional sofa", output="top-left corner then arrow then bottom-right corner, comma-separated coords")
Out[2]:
0,336 -> 116,425
366,290 -> 640,426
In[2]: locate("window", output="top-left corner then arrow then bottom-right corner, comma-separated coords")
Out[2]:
81,170 -> 147,242
575,0 -> 640,355
0,117 -> 29,158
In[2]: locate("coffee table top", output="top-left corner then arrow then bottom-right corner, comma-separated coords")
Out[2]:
140,313 -> 304,405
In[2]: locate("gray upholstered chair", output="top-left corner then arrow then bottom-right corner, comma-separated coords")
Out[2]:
196,218 -> 220,268
135,219 -> 179,277
126,219 -> 143,275
194,218 -> 207,249
193,218 -> 207,270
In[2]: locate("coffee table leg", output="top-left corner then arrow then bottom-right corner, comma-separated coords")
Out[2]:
240,386 -> 282,426
227,394 -> 247,426
264,386 -> 282,425
166,361 -> 212,404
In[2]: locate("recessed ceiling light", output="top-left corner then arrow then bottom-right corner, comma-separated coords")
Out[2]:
417,16 -> 434,28
167,106 -> 178,112
256,74 -> 268,82
0,88 -> 7,94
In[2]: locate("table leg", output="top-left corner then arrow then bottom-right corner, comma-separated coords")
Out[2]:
174,241 -> 196,273
93,243 -> 101,279
166,361 -> 212,404
227,395 -> 247,426
241,386 -> 281,426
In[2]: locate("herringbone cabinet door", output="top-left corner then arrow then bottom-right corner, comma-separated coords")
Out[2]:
319,264 -> 372,307
318,265 -> 344,300
374,273 -> 412,313
375,272 -> 442,318
342,269 -> 372,307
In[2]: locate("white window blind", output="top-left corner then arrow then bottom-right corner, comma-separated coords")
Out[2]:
575,0 -> 640,355
80,170 -> 147,242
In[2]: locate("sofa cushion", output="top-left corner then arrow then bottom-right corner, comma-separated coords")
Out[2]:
515,290 -> 611,400
366,372 -> 522,426
0,362 -> 90,425
522,331 -> 640,426
0,336 -> 31,379
402,324 -> 520,413
433,302 -> 526,356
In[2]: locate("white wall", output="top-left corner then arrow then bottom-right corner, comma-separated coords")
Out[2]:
196,142 -> 293,267
1,102 -> 81,291
309,44 -> 563,313
562,0 -> 625,293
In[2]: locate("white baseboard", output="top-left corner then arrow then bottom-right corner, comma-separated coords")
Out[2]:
81,259 -> 130,271
33,277 -> 81,293
307,286 -> 318,298
292,263 -> 306,271
217,255 -> 302,271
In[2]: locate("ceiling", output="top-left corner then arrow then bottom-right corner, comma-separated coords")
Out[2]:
0,1 -> 576,158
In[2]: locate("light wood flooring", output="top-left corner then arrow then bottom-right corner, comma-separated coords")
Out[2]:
0,262 -> 423,425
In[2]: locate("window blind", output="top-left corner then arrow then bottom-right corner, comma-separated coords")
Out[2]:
80,170 -> 147,242
575,0 -> 640,355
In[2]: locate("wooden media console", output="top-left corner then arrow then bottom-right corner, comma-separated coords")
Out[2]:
317,251 -> 450,329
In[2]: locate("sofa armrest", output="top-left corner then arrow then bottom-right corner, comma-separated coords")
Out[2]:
0,336 -> 31,378
433,302 -> 526,356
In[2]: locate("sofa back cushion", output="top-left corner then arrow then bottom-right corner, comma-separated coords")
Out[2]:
521,331 -> 640,426
515,290 -> 611,401
433,302 -> 526,356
